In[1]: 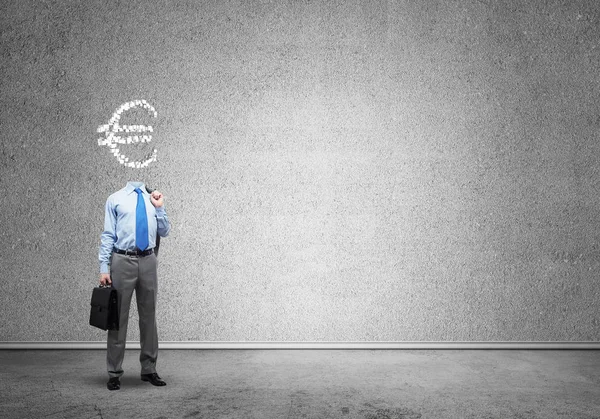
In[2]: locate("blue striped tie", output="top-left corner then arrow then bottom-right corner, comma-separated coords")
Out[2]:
134,188 -> 149,251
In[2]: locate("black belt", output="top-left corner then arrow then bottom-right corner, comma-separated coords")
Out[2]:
113,248 -> 154,257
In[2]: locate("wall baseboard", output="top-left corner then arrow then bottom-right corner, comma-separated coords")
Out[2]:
1,341 -> 599,350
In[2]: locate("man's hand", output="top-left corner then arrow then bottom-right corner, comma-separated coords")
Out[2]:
150,190 -> 164,208
100,273 -> 112,286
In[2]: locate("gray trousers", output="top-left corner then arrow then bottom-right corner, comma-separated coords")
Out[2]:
107,251 -> 159,378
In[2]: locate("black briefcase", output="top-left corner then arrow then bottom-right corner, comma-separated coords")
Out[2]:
89,285 -> 119,331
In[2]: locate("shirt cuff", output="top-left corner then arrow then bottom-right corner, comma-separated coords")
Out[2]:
100,263 -> 110,274
155,206 -> 166,216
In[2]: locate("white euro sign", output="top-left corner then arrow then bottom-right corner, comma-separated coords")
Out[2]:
97,100 -> 158,169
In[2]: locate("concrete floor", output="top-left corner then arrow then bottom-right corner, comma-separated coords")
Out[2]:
0,350 -> 599,419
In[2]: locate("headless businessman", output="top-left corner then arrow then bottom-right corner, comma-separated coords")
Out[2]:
99,181 -> 171,391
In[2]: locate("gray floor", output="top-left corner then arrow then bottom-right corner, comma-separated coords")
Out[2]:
1,349 -> 599,418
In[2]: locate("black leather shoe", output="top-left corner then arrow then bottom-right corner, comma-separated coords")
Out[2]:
141,372 -> 166,386
107,377 -> 120,391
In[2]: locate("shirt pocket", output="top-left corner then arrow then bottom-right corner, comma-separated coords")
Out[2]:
146,198 -> 157,220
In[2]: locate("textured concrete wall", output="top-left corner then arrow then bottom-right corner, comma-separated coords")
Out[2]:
1,0 -> 599,342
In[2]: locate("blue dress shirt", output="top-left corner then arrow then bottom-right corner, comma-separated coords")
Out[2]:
99,181 -> 171,273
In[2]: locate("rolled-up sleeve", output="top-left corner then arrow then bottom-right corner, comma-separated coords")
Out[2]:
99,198 -> 117,273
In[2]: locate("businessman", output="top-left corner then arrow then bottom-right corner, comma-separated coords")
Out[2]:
99,181 -> 171,391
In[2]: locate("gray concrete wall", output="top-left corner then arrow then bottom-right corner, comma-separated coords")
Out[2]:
1,0 -> 599,342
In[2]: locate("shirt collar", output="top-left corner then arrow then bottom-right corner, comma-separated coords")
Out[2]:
125,181 -> 146,195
